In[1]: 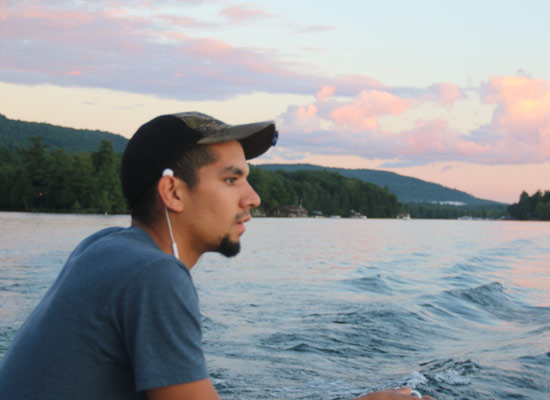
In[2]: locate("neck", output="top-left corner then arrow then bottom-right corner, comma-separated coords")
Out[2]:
131,218 -> 201,269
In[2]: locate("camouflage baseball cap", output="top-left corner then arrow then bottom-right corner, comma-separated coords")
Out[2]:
121,111 -> 277,207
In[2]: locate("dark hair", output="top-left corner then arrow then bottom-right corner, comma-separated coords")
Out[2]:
130,144 -> 216,225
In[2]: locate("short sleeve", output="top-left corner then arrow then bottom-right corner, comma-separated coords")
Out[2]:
116,260 -> 209,392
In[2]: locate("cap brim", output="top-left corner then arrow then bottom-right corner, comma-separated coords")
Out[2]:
197,121 -> 277,160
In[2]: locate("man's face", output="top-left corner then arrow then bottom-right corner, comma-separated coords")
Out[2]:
179,140 -> 261,258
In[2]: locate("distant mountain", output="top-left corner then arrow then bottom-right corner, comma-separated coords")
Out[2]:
0,114 -> 128,153
257,163 -> 502,205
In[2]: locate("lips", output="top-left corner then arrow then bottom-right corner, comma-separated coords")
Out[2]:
235,215 -> 250,233
235,212 -> 251,224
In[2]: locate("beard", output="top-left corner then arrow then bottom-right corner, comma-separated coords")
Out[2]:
217,234 -> 241,257
215,212 -> 248,257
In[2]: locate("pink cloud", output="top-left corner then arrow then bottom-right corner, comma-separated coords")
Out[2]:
332,75 -> 386,94
157,14 -> 217,29
279,75 -> 550,167
0,2 -> 395,102
20,8 -> 94,25
0,2 -> 331,99
479,75 -> 550,162
219,4 -> 273,24
328,90 -> 411,132
280,113 -> 493,165
401,120 -> 447,154
3,3 -> 549,170
279,104 -> 321,134
427,82 -> 464,106
316,85 -> 335,102
399,119 -> 488,158
186,38 -> 234,57
0,0 -> 7,21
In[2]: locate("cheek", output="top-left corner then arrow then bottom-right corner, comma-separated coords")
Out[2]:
195,191 -> 234,221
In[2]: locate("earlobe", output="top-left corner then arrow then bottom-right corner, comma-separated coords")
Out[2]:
157,175 -> 185,213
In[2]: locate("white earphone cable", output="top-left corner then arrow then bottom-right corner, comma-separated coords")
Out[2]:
164,206 -> 179,260
162,168 -> 179,260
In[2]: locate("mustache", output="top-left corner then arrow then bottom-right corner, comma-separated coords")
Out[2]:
234,211 -> 250,223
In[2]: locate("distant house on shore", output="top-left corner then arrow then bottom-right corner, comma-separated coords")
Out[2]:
273,204 -> 308,218
350,210 -> 367,219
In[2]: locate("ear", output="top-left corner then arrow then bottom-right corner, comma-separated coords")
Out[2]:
157,175 -> 185,213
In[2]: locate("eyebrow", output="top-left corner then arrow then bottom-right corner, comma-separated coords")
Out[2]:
221,165 -> 246,176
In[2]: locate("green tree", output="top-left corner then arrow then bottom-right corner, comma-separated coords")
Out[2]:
69,152 -> 96,211
45,149 -> 73,210
91,140 -> 126,213
21,136 -> 50,210
508,190 -> 550,220
535,202 -> 550,220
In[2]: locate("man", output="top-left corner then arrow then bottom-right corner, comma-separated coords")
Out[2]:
0,112 -> 431,399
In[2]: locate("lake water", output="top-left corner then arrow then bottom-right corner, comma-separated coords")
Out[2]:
0,212 -> 549,399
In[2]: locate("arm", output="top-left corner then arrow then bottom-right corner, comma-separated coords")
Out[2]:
353,387 -> 434,400
147,379 -> 434,400
147,378 -> 220,400
148,382 -> 430,400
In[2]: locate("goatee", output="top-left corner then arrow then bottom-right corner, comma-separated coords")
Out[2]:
218,235 -> 241,257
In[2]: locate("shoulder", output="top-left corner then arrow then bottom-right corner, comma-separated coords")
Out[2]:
65,226 -> 194,313
121,255 -> 198,308
73,226 -> 187,272
110,231 -> 198,309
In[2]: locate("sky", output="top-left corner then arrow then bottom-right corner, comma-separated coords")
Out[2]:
1,0 -> 549,203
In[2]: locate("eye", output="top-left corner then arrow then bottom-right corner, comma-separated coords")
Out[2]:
224,177 -> 237,185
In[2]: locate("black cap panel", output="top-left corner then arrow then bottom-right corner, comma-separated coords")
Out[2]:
121,116 -> 202,207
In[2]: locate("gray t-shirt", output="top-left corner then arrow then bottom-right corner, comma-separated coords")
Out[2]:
0,226 -> 208,399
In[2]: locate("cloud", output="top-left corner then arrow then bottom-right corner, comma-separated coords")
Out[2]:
327,90 -> 411,132
0,2 -> 400,102
278,75 -> 550,166
219,4 -> 274,24
280,114 -> 486,166
0,2 -> 326,100
2,3 -> 549,168
398,119 -> 488,161
315,85 -> 335,102
279,104 -> 321,134
296,25 -> 337,34
427,82 -> 464,106
329,75 -> 386,96
156,14 -> 219,30
477,75 -> 550,162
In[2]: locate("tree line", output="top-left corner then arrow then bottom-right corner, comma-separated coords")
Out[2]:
403,202 -> 507,220
248,167 -> 402,217
0,137 -> 126,214
1,137 -> 546,220
507,190 -> 550,220
0,137 -> 402,217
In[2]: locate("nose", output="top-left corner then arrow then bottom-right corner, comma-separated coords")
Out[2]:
242,181 -> 261,209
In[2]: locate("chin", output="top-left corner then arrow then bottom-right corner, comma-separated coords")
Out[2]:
217,235 -> 241,257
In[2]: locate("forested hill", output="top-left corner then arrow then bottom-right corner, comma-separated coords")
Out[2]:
0,114 -> 128,153
257,163 -> 500,205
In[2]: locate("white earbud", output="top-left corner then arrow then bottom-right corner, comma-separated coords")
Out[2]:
162,168 -> 174,177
